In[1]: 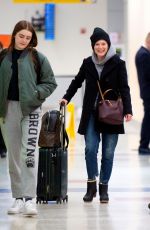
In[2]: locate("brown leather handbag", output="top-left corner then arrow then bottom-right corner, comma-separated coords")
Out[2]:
97,81 -> 124,125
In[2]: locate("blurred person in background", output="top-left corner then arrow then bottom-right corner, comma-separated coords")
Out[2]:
135,33 -> 150,155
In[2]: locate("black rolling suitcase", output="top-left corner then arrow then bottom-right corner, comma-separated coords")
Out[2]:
37,105 -> 69,204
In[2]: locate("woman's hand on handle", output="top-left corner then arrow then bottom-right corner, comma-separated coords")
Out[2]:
59,99 -> 68,106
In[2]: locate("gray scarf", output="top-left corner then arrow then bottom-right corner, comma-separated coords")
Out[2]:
92,45 -> 116,79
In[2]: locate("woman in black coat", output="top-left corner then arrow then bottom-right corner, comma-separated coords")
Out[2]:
60,27 -> 132,203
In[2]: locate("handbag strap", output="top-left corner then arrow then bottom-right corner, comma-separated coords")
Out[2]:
97,81 -> 120,100
97,81 -> 104,100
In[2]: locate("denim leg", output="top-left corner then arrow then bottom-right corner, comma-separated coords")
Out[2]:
100,133 -> 118,184
84,114 -> 100,180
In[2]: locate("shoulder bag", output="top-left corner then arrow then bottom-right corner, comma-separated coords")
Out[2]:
97,81 -> 124,125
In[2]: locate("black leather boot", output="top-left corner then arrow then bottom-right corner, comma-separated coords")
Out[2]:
83,180 -> 97,202
99,184 -> 109,203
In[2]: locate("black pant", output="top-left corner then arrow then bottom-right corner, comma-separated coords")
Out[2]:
0,128 -> 6,152
140,99 -> 150,148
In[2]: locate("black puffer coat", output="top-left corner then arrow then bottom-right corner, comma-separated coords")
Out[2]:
63,54 -> 132,135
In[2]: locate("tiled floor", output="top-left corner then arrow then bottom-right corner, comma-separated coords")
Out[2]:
0,120 -> 150,230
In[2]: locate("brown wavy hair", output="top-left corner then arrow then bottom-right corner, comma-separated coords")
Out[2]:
8,20 -> 38,51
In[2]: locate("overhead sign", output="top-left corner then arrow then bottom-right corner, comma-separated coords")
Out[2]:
13,0 -> 94,3
45,4 -> 55,40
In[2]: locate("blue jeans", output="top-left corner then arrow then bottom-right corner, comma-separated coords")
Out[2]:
84,114 -> 118,184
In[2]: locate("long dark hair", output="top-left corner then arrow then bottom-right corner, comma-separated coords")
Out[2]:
8,20 -> 38,51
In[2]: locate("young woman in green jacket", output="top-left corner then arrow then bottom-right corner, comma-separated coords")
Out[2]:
0,20 -> 57,216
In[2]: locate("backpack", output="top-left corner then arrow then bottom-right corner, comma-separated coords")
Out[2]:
38,110 -> 61,148
0,48 -> 41,84
38,109 -> 69,148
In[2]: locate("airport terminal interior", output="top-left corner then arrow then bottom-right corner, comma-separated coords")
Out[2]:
1,0 -> 150,229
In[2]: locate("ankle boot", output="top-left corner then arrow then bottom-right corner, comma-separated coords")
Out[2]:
83,180 -> 97,202
99,183 -> 109,203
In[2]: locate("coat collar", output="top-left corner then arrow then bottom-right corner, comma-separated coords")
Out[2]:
86,58 -> 99,80
85,54 -> 120,81
101,55 -> 119,77
6,48 -> 30,62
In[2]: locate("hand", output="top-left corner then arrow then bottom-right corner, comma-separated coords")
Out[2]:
124,114 -> 132,122
59,99 -> 68,106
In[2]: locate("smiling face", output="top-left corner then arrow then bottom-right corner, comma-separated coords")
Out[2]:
93,40 -> 109,61
14,29 -> 32,50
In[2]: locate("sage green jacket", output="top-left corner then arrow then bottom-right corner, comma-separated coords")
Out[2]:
0,49 -> 57,117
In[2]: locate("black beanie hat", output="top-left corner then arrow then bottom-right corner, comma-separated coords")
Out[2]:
90,27 -> 111,49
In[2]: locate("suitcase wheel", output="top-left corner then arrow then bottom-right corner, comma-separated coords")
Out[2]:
36,198 -> 42,204
63,195 -> 68,203
36,197 -> 48,204
56,198 -> 62,204
43,200 -> 48,204
56,195 -> 68,204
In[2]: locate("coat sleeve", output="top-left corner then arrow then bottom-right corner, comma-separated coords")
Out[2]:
137,52 -> 150,82
135,51 -> 150,99
63,60 -> 86,102
118,61 -> 133,115
36,54 -> 57,100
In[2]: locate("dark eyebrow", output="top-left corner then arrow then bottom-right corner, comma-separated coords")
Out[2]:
19,33 -> 32,39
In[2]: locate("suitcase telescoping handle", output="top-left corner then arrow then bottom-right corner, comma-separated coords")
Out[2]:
60,102 -> 69,150
60,101 -> 66,128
